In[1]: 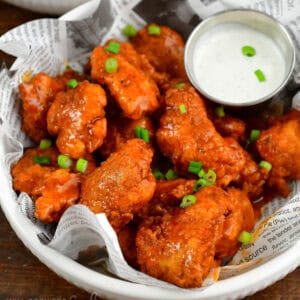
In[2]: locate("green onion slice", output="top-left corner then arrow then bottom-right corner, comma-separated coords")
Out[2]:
255,69 -> 266,82
180,195 -> 197,208
58,154 -> 73,169
188,161 -> 203,175
249,129 -> 261,142
259,160 -> 272,172
148,25 -> 161,35
198,169 -> 206,178
76,158 -> 88,173
165,169 -> 178,180
105,57 -> 118,73
204,169 -> 217,185
135,126 -> 149,143
122,24 -> 137,37
39,139 -> 52,149
33,156 -> 51,165
67,79 -> 78,89
152,169 -> 165,180
105,41 -> 121,54
238,230 -> 253,244
215,106 -> 225,118
179,104 -> 187,114
242,45 -> 256,57
175,82 -> 186,88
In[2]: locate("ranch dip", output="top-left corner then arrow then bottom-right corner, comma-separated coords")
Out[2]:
192,23 -> 286,104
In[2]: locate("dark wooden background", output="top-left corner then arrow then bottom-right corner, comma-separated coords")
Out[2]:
0,1 -> 299,299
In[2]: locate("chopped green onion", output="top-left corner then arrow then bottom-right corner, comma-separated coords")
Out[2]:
135,126 -> 149,143
175,82 -> 186,88
242,45 -> 256,57
105,57 -> 118,73
165,169 -> 178,180
180,195 -> 197,208
179,104 -> 187,114
76,158 -> 88,173
255,69 -> 266,82
33,156 -> 50,165
39,139 -> 52,149
238,230 -> 252,244
122,24 -> 137,37
57,154 -> 73,169
148,25 -> 161,35
249,129 -> 261,142
259,160 -> 272,172
198,169 -> 206,178
152,169 -> 165,180
105,41 -> 120,54
67,79 -> 78,89
215,106 -> 225,118
188,161 -> 203,175
65,64 -> 71,70
204,169 -> 217,185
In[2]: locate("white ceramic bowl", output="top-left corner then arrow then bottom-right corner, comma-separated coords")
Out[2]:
3,0 -> 90,15
1,1 -> 299,299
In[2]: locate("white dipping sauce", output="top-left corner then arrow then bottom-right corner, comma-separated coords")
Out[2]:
193,23 -> 286,103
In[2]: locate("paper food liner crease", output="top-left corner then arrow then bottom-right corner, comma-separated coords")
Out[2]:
0,0 -> 300,290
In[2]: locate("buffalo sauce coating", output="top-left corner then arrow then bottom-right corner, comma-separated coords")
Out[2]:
256,115 -> 300,197
80,139 -> 156,232
47,80 -> 107,159
131,24 -> 187,80
156,84 -> 245,187
136,186 -> 228,288
90,46 -> 159,120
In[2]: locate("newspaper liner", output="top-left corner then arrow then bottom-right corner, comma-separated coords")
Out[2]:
0,0 -> 300,291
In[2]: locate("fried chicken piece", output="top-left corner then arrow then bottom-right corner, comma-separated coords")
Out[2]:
35,169 -> 81,223
11,147 -> 58,198
90,46 -> 159,120
215,188 -> 255,258
105,39 -> 169,86
81,139 -> 156,231
47,80 -> 107,159
131,24 -> 187,80
19,73 -> 65,143
213,115 -> 246,142
225,137 -> 268,200
100,115 -> 155,158
256,116 -> 300,197
267,109 -> 300,126
19,70 -> 85,143
137,179 -> 196,220
136,186 -> 227,288
117,223 -> 139,269
156,84 -> 245,187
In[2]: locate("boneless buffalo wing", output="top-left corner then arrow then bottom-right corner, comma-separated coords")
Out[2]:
47,80 -> 107,159
256,113 -> 300,197
156,84 -> 245,187
11,22 -> 299,288
90,46 -> 159,119
80,139 -> 156,231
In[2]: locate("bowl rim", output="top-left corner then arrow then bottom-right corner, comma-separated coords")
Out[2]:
184,8 -> 296,107
1,2 -> 299,299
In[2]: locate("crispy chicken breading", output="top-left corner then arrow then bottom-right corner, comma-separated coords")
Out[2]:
131,24 -> 187,80
256,114 -> 300,197
47,80 -> 107,159
136,186 -> 227,288
90,46 -> 159,120
156,84 -> 245,187
80,139 -> 156,231
100,116 -> 155,158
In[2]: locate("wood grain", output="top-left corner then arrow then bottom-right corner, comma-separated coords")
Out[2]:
0,2 -> 299,299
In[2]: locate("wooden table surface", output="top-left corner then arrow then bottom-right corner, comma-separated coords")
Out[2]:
0,2 -> 299,299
